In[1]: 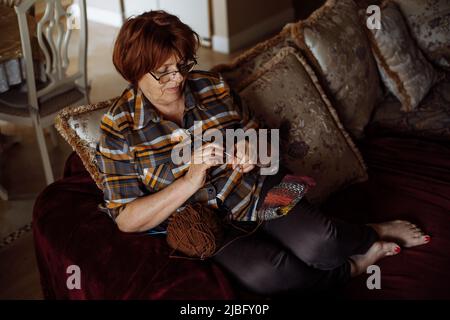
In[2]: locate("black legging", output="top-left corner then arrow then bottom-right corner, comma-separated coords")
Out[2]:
212,168 -> 379,296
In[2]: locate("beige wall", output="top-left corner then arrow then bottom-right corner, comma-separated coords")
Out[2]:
87,0 -> 121,12
211,0 -> 294,52
211,0 -> 228,37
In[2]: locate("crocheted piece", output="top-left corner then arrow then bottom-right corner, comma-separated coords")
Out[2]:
258,175 -> 316,220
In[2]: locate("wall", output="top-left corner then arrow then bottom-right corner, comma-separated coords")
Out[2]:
83,0 -> 295,54
85,0 -> 159,26
85,0 -> 210,44
211,0 -> 295,53
86,0 -> 121,12
85,0 -> 123,26
159,0 -> 211,45
227,0 -> 292,37
291,0 -> 325,20
211,0 -> 228,38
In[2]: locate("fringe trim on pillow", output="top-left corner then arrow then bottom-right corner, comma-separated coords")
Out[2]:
54,98 -> 118,190
365,0 -> 412,111
238,47 -> 368,184
210,25 -> 293,91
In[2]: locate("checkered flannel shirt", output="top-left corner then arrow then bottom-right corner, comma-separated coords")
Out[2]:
96,71 -> 266,224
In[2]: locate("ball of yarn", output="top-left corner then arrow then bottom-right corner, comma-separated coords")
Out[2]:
167,203 -> 225,259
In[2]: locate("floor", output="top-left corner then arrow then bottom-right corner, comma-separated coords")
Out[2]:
0,21 -> 239,299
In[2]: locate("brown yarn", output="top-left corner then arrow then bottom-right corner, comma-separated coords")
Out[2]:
166,203 -> 225,259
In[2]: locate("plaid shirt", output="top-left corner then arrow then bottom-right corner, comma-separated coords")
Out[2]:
96,71 -> 266,224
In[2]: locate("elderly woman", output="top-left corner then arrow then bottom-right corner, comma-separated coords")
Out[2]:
96,11 -> 430,295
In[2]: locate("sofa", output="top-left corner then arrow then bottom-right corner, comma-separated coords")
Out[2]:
33,0 -> 450,299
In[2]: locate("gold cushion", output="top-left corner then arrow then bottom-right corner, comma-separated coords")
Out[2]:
368,1 -> 439,112
55,98 -> 117,189
393,0 -> 450,70
239,47 -> 368,204
290,0 -> 383,139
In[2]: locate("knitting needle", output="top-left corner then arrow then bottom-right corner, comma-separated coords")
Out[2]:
173,128 -> 279,173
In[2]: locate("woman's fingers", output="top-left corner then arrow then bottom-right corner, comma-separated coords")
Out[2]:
191,141 -> 257,172
202,145 -> 224,164
232,162 -> 255,173
233,146 -> 256,172
203,154 -> 224,167
241,163 -> 255,173
191,143 -> 224,167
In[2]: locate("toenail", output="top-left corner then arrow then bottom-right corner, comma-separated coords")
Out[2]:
424,236 -> 431,242
394,247 -> 401,253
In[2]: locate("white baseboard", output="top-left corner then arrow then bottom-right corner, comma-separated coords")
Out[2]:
86,6 -> 122,27
212,8 -> 295,54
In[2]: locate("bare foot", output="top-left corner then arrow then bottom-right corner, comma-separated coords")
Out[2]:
349,241 -> 400,277
368,220 -> 431,248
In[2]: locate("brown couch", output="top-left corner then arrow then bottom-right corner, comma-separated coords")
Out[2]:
34,0 -> 450,299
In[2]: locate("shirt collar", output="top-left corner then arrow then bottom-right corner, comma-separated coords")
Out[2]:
131,79 -> 199,129
184,80 -> 198,111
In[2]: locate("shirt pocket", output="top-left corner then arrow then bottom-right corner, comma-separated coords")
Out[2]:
140,164 -> 176,192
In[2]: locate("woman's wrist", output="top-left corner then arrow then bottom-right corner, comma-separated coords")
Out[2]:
181,174 -> 202,193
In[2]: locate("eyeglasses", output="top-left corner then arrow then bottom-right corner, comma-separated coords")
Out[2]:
149,58 -> 197,84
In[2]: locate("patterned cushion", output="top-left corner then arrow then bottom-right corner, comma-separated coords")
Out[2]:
367,1 -> 439,112
369,76 -> 450,141
393,0 -> 450,70
55,98 -> 117,189
210,24 -> 295,91
239,47 -> 368,204
290,0 -> 383,139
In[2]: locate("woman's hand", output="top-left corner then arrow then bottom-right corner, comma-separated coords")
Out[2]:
232,139 -> 256,173
183,143 -> 224,190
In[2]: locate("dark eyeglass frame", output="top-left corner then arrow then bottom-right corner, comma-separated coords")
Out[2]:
148,58 -> 198,84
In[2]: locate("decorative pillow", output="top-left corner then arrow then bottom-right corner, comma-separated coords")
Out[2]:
238,47 -> 368,204
290,0 -> 383,139
367,1 -> 439,112
393,0 -> 450,70
55,98 -> 117,189
368,76 -> 450,140
210,24 -> 295,91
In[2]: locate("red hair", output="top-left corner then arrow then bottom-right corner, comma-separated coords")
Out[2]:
112,10 -> 199,86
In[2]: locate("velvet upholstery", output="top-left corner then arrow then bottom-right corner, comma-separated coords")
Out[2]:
325,137 -> 450,299
33,135 -> 450,299
368,1 -> 439,112
34,152 -> 236,299
238,47 -> 368,204
290,0 -> 383,139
